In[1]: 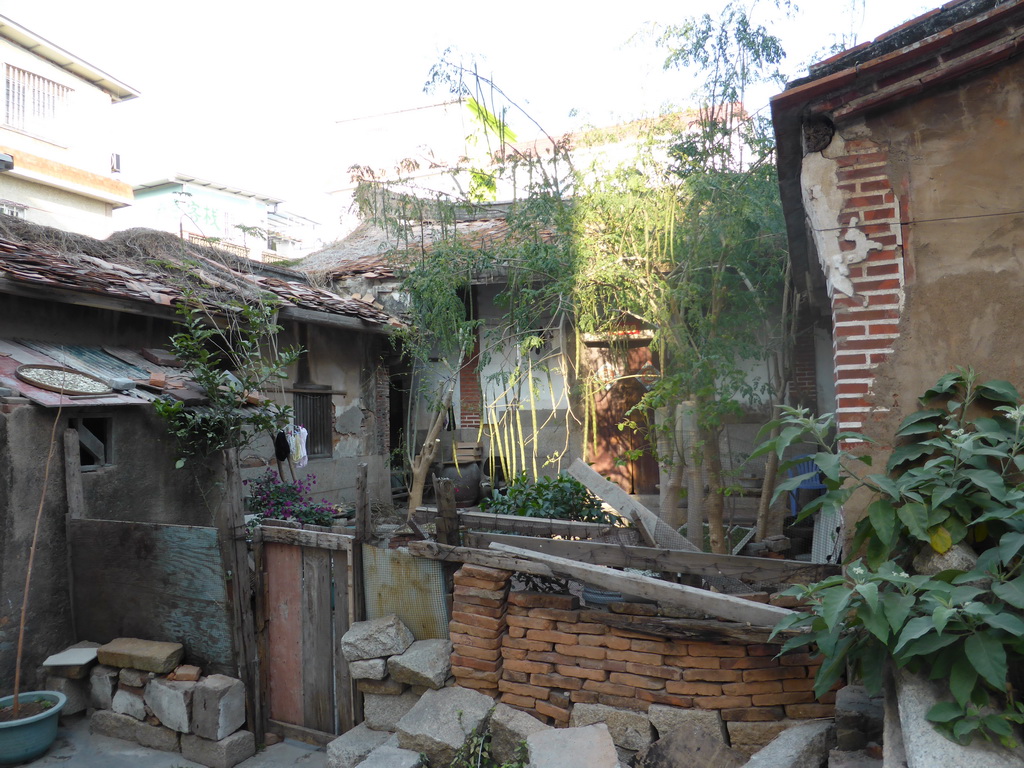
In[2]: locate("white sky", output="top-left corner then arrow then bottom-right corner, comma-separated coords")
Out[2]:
1,0 -> 932,239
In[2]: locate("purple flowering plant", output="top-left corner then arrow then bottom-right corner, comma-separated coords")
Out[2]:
243,469 -> 336,526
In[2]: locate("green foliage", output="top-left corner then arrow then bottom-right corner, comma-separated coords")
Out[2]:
444,716 -> 526,768
762,370 -> 1024,748
481,472 -> 618,525
243,470 -> 337,527
153,297 -> 301,467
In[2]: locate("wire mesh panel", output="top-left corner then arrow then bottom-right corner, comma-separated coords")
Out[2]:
362,545 -> 450,639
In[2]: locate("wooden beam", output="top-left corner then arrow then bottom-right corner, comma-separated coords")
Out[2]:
489,543 -> 795,627
279,306 -> 393,336
434,475 -> 459,547
259,526 -> 354,553
406,540 -> 555,577
459,509 -> 617,539
267,718 -> 336,747
581,610 -> 808,645
464,532 -> 839,584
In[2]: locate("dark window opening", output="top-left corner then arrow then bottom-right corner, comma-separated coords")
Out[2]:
294,392 -> 332,458
70,416 -> 112,470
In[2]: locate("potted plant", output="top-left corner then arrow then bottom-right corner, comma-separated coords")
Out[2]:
759,369 -> 1024,747
0,414 -> 68,764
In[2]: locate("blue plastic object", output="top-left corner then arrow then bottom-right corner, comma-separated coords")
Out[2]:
788,456 -> 827,516
0,691 -> 67,765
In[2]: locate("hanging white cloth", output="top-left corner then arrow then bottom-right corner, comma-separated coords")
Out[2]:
287,425 -> 308,468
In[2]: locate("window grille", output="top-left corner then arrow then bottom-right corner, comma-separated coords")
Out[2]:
294,392 -> 333,458
0,199 -> 26,218
5,65 -> 71,142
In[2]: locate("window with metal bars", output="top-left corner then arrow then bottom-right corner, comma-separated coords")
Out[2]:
293,392 -> 333,458
5,65 -> 71,143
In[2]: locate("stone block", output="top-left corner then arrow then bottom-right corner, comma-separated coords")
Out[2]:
835,684 -> 884,748
90,710 -> 141,742
44,675 -> 88,715
112,688 -> 147,720
828,748 -> 882,768
570,702 -> 654,751
742,721 -> 835,768
489,702 -> 550,764
635,726 -> 744,768
526,723 -> 619,768
168,664 -> 202,682
144,677 -> 195,733
647,704 -> 727,743
396,686 -> 495,766
97,638 -> 184,673
181,730 -> 256,768
89,664 -> 119,710
726,720 -> 800,758
119,667 -> 155,688
358,677 -> 406,695
135,720 -> 181,752
42,641 -> 100,678
192,674 -> 246,741
350,658 -> 388,680
388,639 -> 453,689
326,722 -> 391,768
359,745 -> 423,768
341,614 -> 415,661
363,690 -> 420,731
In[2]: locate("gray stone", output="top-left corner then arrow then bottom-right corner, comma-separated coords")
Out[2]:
883,674 -> 905,768
569,702 -> 654,751
742,721 -> 836,768
358,677 -> 407,695
489,702 -> 550,764
44,675 -> 88,715
387,639 -> 452,690
349,659 -> 388,680
342,615 -> 415,662
89,664 -> 119,709
829,748 -> 882,768
42,642 -> 100,678
181,730 -> 257,768
364,690 -> 420,731
112,688 -> 147,720
193,674 -> 246,741
135,720 -> 181,752
97,637 -> 184,673
119,667 -> 154,688
526,723 -> 619,768
912,542 -> 977,575
359,745 -> 423,768
727,720 -> 801,758
326,722 -> 391,768
396,686 -> 495,766
635,727 -> 744,768
90,709 -> 140,742
835,685 -> 884,749
648,704 -> 727,743
144,677 -> 195,733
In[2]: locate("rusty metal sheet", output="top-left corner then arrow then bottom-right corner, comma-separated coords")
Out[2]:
362,544 -> 449,640
0,341 -> 143,407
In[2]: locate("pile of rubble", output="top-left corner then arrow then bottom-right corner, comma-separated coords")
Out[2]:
42,637 -> 254,768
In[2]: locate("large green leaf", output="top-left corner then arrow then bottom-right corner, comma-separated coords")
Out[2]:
859,603 -> 890,643
866,499 -> 896,548
977,379 -> 1021,404
813,635 -> 852,699
921,371 -> 964,401
949,656 -> 977,708
963,469 -> 1008,502
984,612 -> 1024,635
820,586 -> 853,632
992,576 -> 1024,610
928,701 -> 965,723
887,444 -> 935,472
998,532 -> 1024,565
854,581 -> 879,611
932,605 -> 955,634
965,633 -> 1007,689
897,502 -> 930,542
894,616 -> 936,654
901,631 -> 959,658
883,593 -> 917,633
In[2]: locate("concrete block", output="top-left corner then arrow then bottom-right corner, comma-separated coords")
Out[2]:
364,690 -> 420,731
192,674 -> 246,741
44,675 -> 89,715
326,722 -> 391,768
181,730 -> 256,768
648,705 -> 727,743
168,664 -> 202,682
119,667 -> 155,687
97,637 -> 184,673
359,745 -> 423,768
388,639 -> 452,689
112,688 -> 147,720
396,686 -> 495,766
89,664 -> 119,710
742,721 -> 835,768
829,748 -> 882,768
489,702 -> 550,764
341,614 -> 415,661
835,684 -> 884,750
135,720 -> 181,752
570,702 -> 654,751
90,710 -> 140,742
349,658 -> 388,680
42,641 -> 100,678
527,723 -> 619,768
144,677 -> 195,733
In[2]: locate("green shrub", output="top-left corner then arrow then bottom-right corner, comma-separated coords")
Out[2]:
480,472 -> 617,525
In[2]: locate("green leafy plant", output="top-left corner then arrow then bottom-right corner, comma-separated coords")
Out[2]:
761,369 -> 1024,747
480,472 -> 618,525
154,296 -> 301,467
243,470 -> 337,527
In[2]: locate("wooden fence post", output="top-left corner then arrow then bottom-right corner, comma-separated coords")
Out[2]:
433,475 -> 459,547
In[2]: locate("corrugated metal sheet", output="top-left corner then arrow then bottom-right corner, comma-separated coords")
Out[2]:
20,340 -> 149,382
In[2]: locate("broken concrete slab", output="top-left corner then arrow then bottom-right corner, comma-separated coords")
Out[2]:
326,722 -> 391,768
489,702 -> 550,764
181,730 -> 256,768
526,723 -> 619,768
341,615 -> 415,661
396,686 -> 495,766
42,642 -> 100,677
349,659 -> 388,680
634,726 -> 744,768
111,688 -> 147,720
192,674 -> 246,741
44,675 -> 88,715
648,705 -> 727,743
387,639 -> 453,689
89,664 -> 119,710
741,721 -> 835,768
97,638 -> 184,674
359,744 -> 423,768
570,702 -> 654,751
144,677 -> 195,733
363,690 -> 420,731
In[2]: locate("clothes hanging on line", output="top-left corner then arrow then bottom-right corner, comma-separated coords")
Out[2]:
286,424 -> 308,468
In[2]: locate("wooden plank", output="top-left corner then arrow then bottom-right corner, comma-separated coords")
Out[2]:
464,533 -> 840,584
252,534 -> 270,741
352,463 -> 367,625
267,718 -> 336,747
459,510 -> 617,539
331,550 -> 355,733
302,546 -> 333,733
63,428 -> 83,638
407,540 -> 555,577
260,526 -> 354,552
489,543 -> 796,627
583,610 -> 809,645
265,540 -> 304,725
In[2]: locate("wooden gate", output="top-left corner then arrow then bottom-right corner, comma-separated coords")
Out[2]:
258,523 -> 360,741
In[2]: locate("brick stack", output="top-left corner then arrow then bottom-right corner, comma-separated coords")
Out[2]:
448,564 -> 512,695
492,594 -> 836,728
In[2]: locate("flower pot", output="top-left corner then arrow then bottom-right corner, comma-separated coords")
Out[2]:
0,691 -> 67,766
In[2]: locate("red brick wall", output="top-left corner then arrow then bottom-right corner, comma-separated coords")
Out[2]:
459,329 -> 483,429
